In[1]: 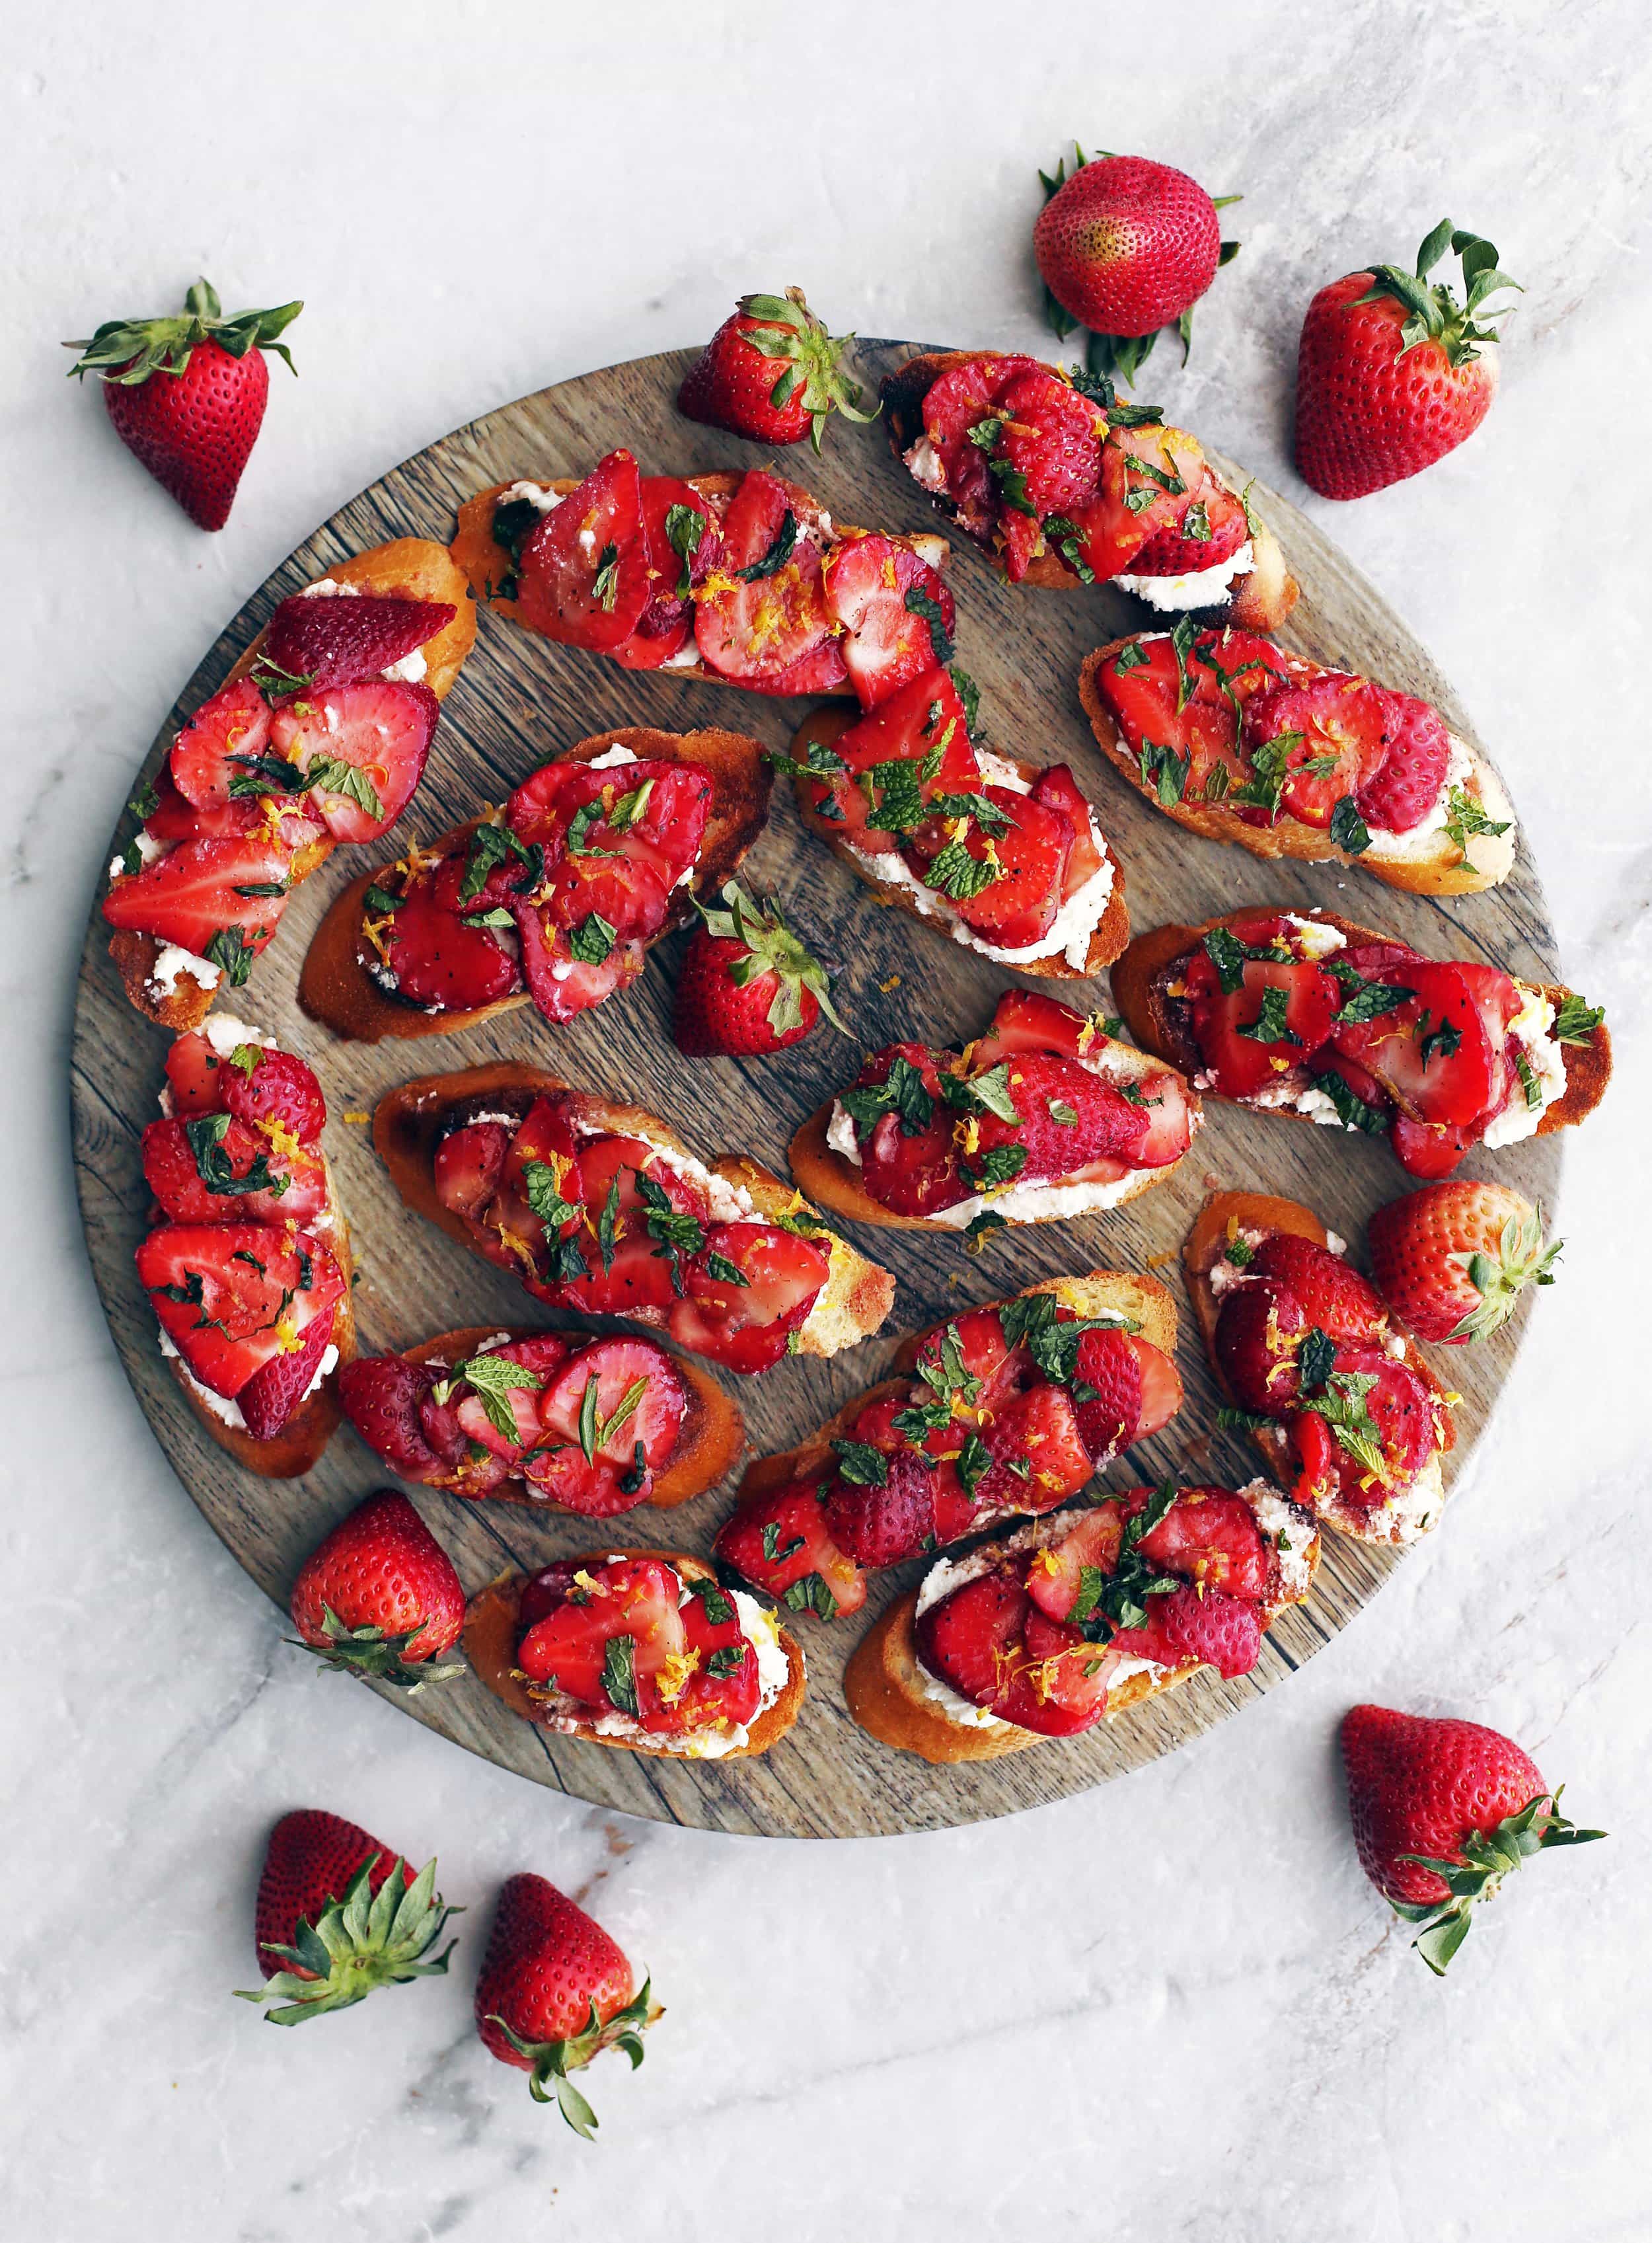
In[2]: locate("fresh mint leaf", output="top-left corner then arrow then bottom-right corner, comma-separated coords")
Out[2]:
664,504 -> 708,597
567,913 -> 616,966
904,584 -> 955,665
737,510 -> 798,581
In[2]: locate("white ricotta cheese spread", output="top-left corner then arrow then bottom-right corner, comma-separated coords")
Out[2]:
903,436 -> 949,492
544,1580 -> 790,1758
159,1334 -> 337,1431
585,744 -> 639,771
852,821 -> 1115,972
500,480 -> 563,513
1115,539 -> 1254,611
148,945 -> 223,999
1480,983 -> 1567,1148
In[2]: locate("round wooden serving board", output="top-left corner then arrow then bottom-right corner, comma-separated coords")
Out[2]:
71,342 -> 1565,1838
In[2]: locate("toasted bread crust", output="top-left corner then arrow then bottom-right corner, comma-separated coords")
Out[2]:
110,539 -> 477,1032
1111,907 -> 1613,1143
463,1556 -> 806,1757
786,703 -> 1130,978
297,726 -> 774,1044
882,350 -> 1298,629
372,1063 -> 895,1361
394,1325 -> 745,1510
1077,637 -> 1517,897
451,473 -> 947,695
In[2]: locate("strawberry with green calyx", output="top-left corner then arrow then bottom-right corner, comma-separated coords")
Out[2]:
1367,1180 -> 1561,1345
1341,1704 -> 1604,1976
1295,222 -> 1521,498
1033,147 -> 1241,384
677,287 -> 880,453
673,882 -> 846,1057
237,1809 -> 459,2024
476,1874 -> 659,2133
288,1489 -> 467,1690
65,279 -> 301,529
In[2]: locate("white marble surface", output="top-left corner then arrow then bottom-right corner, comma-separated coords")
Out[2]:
6,4 -> 1652,2236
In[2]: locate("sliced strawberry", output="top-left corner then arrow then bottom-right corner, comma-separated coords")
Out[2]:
917,1571 -> 1096,1736
381,875 -> 522,1010
714,1479 -> 867,1617
269,680 -> 438,845
1132,1337 -> 1184,1439
1020,1605 -> 1117,1723
219,1045 -> 326,1143
1291,1344 -> 1443,1515
981,1384 -> 1092,1508
1248,1233 -> 1386,1343
1390,1112 -> 1476,1180
163,1030 -> 233,1117
102,834 -> 291,960
507,759 -> 710,894
239,1306 -> 337,1439
1091,628 -> 1286,802
821,534 -> 956,710
846,1043 -> 967,1218
1069,1327 -> 1143,1459
547,1136 -> 701,1318
1024,1509 -> 1124,1621
934,786 -> 1071,947
1354,691 -> 1452,833
524,1338 -> 686,1514
138,1223 -> 343,1398
917,354 -> 1044,501
264,592 -> 455,688
511,897 -> 646,1027
667,1222 -> 831,1375
992,369 -> 1106,517
672,1576 -> 763,1733
1133,1488 -> 1273,1601
432,1120 -> 509,1224
735,634 -> 850,698
142,769 -> 259,843
141,1113 -> 327,1226
804,667 -> 978,849
1030,765 -> 1104,892
1185,949 -> 1342,1101
1241,673 -> 1391,829
338,1354 -> 449,1482
1109,1583 -> 1262,1679
170,679 -> 274,810
1128,478 -> 1250,575
515,452 -> 651,652
1214,1281 -> 1307,1415
1098,422 -> 1214,552
613,476 -> 724,668
694,471 -> 835,681
823,1444 -> 938,1567
515,1555 -> 687,1723
967,1051 -> 1151,1184
1331,960 -> 1497,1126
972,987 -> 1095,1065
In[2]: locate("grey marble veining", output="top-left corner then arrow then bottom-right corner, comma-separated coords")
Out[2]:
5,3 -> 1651,2237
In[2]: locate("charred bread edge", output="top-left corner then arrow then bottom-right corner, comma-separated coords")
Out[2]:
880,350 -> 1298,629
110,538 -> 478,1030
463,1555 -> 806,1757
1112,907 -> 1612,1138
1076,638 -> 1517,898
297,726 -> 774,1044
788,703 -> 1131,978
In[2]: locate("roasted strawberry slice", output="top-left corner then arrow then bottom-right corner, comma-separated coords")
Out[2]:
452,1337 -> 566,1460
821,534 -> 956,710
1024,1509 -> 1123,1622
515,1554 -> 687,1721
515,451 -> 651,652
269,680 -> 438,845
1330,960 -> 1497,1126
539,847 -> 675,945
845,1042 -> 965,1217
1292,1344 -> 1443,1514
741,635 -> 851,698
506,759 -> 710,894
917,354 -> 1044,498
239,1306 -> 337,1439
668,1223 -> 831,1375
524,1338 -> 686,1514
992,369 -> 1106,527
714,1479 -> 867,1617
264,591 -> 455,689
671,1576 -> 763,1733
918,1570 -> 1094,1736
338,1354 -> 449,1482
1020,1605 -> 1117,1723
967,1051 -> 1150,1186
1069,1329 -> 1180,1459
614,476 -> 724,669
1133,1488 -> 1272,1601
381,876 -> 521,1011
1214,1281 -> 1308,1415
138,1223 -> 344,1398
170,678 -> 274,810
511,897 -> 645,1028
1127,478 -> 1250,575
1389,1113 -> 1476,1179
694,471 -> 835,682
805,666 -> 978,849
934,787 -> 1072,948
543,1137 -> 702,1318
209,1044 -> 326,1143
141,1112 -> 327,1226
1030,765 -> 1104,893
980,1385 -> 1093,1509
103,833 -> 291,962
1354,691 -> 1452,833
1185,948 -> 1342,1101
433,1120 -> 509,1223
823,1444 -> 938,1568
1241,673 -> 1391,829
163,1029 -> 238,1118
1091,627 -> 1285,802
1247,1233 -> 1386,1344
1108,1583 -> 1263,1680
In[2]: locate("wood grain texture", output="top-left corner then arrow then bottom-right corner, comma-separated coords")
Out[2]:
69,342 -> 1566,1837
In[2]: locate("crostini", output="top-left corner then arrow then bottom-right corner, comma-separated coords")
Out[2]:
715,1272 -> 1182,1620
780,665 -> 1129,977
1111,907 -> 1609,1178
845,1479 -> 1320,1765
103,540 -> 476,1030
1185,1192 -> 1456,1545
882,349 -> 1297,628
134,1017 -> 355,1476
1078,627 -> 1517,897
338,1324 -> 744,1516
374,1062 -> 896,1376
465,1552 -> 805,1761
451,451 -> 950,701
298,727 -> 771,1043
792,987 -> 1199,1244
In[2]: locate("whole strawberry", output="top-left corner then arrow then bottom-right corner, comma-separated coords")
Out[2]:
1033,147 -> 1240,377
289,1488 -> 466,1689
673,882 -> 845,1058
1341,1705 -> 1603,1975
65,279 -> 301,528
476,1873 -> 658,2132
237,1808 -> 458,2024
1367,1181 -> 1560,1344
1295,222 -> 1520,498
677,287 -> 878,453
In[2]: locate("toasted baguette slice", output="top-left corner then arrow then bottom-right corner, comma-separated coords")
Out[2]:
882,350 -> 1298,631
791,1037 -> 1198,1234
451,472 -> 947,693
373,1062 -> 896,1363
382,1324 -> 745,1509
786,703 -> 1130,977
1110,907 -> 1612,1146
1077,635 -> 1517,897
108,539 -> 478,1033
464,1555 -> 806,1758
1183,1191 -> 1457,1545
846,1491 -> 1322,1763
298,726 -> 772,1043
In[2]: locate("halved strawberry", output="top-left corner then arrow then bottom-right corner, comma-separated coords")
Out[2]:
1133,1488 -> 1272,1601
137,1223 -> 343,1397
1291,1344 -> 1443,1515
672,1576 -> 763,1733
806,667 -> 978,849
846,1043 -> 966,1217
980,1384 -> 1092,1507
525,1338 -> 686,1514
917,1570 -> 1095,1736
102,835 -> 292,960
967,1051 -> 1150,1184
269,680 -> 438,845
1247,1233 -> 1386,1344
1127,478 -> 1250,575
170,679 -> 274,810
917,354 -> 1043,501
219,1045 -> 326,1142
1331,960 -> 1499,1126
338,1355 -> 449,1482
515,452 -> 650,652
1024,1509 -> 1124,1620
163,1029 -> 235,1117
515,1555 -> 687,1721
668,1223 -> 831,1375
714,1479 -> 867,1617
1072,1324 -> 1184,1464
614,476 -> 724,669
1214,1281 -> 1308,1415
1020,1605 -> 1117,1724
821,534 -> 955,709
141,1113 -> 327,1226
693,471 -> 835,682
1185,948 -> 1342,1101
239,1306 -> 337,1439
264,592 -> 455,688
141,769 -> 259,843
1241,674 -> 1391,829
971,986 -> 1094,1065
511,899 -> 646,1027
381,876 -> 522,1011
1108,1583 -> 1263,1679
823,1444 -> 938,1567
1355,691 -> 1452,833
992,369 -> 1106,519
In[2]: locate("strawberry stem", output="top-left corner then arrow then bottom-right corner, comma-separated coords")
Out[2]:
1390,1788 -> 1605,1975
235,1855 -> 460,2024
485,1980 -> 656,2130
65,280 -> 303,383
